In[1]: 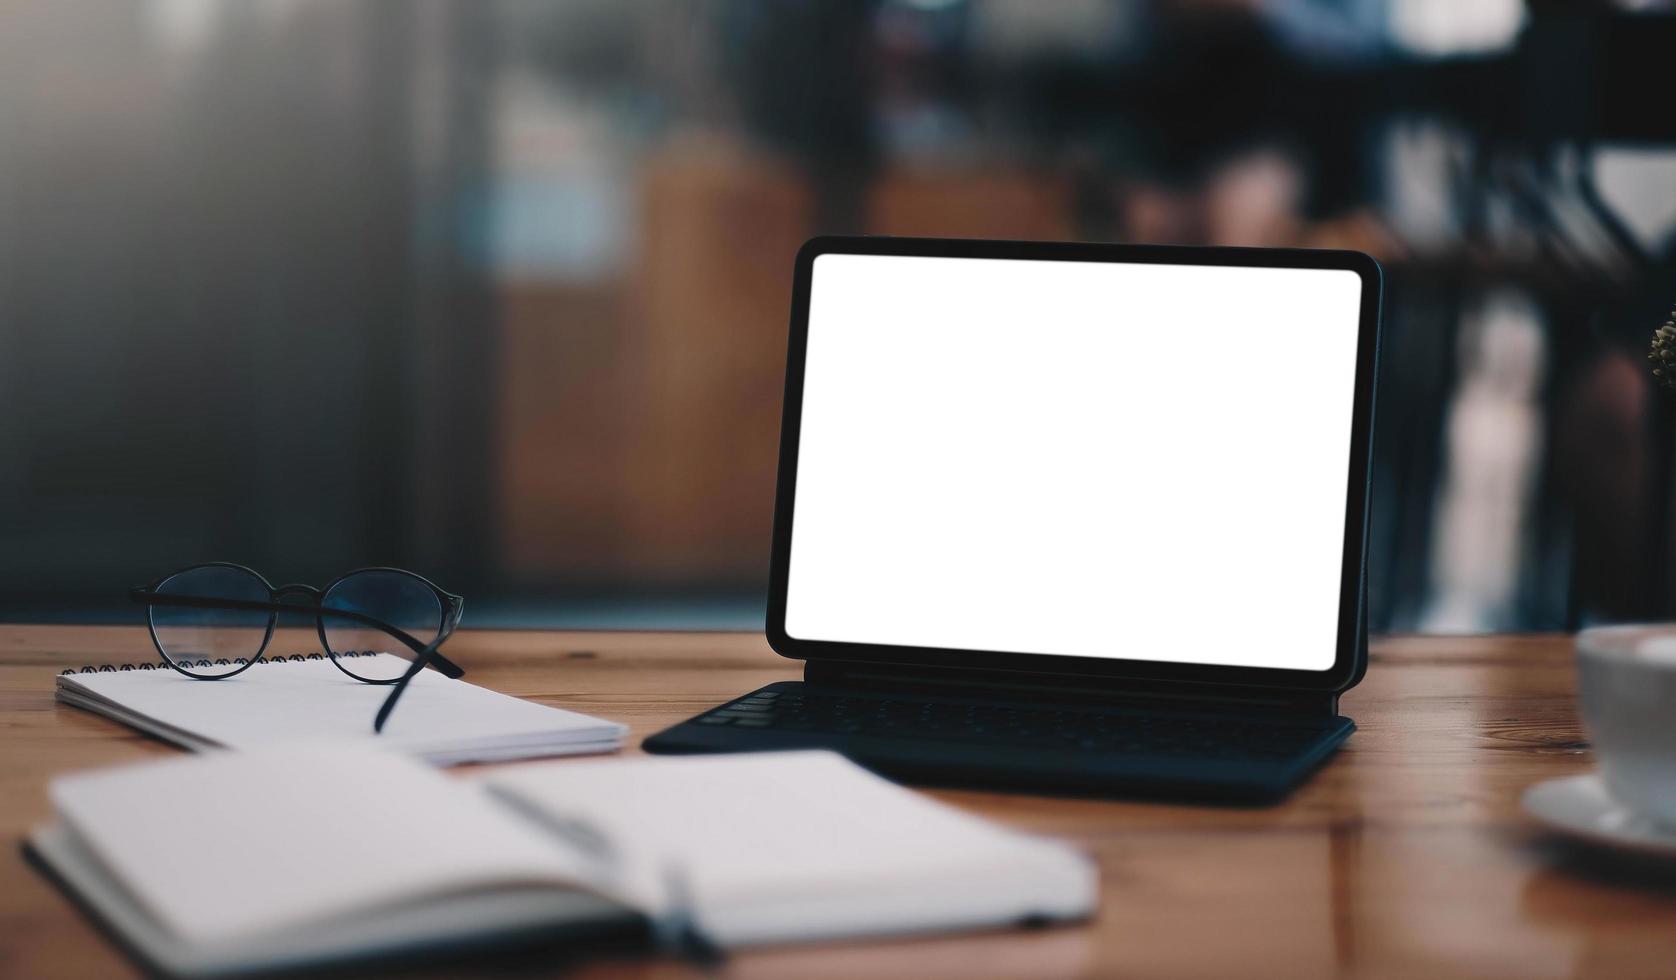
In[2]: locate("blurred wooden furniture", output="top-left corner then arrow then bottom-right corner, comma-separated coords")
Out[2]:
1,626 -> 1672,979
496,143 -> 812,585
866,170 -> 1075,241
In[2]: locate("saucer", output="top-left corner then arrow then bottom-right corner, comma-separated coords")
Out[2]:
1521,773 -> 1676,858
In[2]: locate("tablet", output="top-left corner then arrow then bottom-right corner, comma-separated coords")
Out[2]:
766,237 -> 1380,694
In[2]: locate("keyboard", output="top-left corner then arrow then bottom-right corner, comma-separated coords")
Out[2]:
644,681 -> 1355,801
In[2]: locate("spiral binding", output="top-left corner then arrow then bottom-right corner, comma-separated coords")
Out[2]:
60,650 -> 385,675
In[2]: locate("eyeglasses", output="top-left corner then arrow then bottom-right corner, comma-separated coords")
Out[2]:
129,562 -> 465,733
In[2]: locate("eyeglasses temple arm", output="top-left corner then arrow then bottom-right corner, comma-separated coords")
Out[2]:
373,615 -> 461,733
130,589 -> 466,679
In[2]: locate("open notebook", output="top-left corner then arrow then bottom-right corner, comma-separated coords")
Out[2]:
56,654 -> 626,765
27,746 -> 1096,977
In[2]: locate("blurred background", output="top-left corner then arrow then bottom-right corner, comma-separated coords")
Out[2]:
3,0 -> 1675,632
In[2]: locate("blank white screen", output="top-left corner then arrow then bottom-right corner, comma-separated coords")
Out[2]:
784,253 -> 1365,671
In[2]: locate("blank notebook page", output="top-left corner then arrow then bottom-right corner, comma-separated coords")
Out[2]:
482,750 -> 1094,940
58,654 -> 626,758
49,746 -> 596,946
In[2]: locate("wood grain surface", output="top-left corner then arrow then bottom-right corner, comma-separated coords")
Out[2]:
1,626 -> 1673,979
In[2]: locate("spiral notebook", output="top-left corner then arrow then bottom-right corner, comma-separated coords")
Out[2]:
56,653 -> 627,766
27,746 -> 1096,977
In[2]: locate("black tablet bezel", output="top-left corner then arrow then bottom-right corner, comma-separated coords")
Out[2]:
765,236 -> 1381,695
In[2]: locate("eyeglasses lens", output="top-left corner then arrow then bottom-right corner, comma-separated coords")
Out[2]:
150,565 -> 271,677
321,570 -> 444,681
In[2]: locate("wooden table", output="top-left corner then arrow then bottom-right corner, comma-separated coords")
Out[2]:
1,626 -> 1673,979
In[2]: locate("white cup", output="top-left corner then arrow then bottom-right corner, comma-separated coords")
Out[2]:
1577,625 -> 1676,826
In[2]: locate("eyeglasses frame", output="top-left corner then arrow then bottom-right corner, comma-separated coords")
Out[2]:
129,562 -> 466,733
